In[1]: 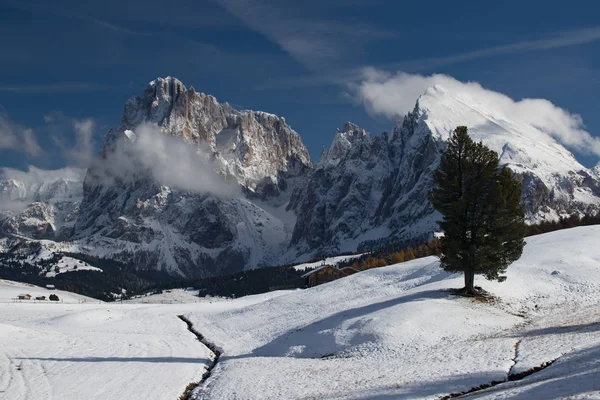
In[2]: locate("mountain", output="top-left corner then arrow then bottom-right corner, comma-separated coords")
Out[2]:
290,85 -> 600,254
0,167 -> 85,240
68,77 -> 311,277
1,79 -> 599,279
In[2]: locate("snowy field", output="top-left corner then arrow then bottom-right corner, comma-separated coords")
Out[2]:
1,226 -> 599,399
122,288 -> 204,304
185,226 -> 600,399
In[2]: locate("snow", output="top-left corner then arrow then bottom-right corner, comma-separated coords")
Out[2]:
1,226 -> 600,399
0,279 -> 100,304
0,282 -> 287,400
417,85 -> 587,186
292,253 -> 365,271
183,226 -> 600,399
44,256 -> 102,277
122,288 -> 205,304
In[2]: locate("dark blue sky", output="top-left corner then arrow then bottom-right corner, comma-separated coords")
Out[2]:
1,0 -> 599,170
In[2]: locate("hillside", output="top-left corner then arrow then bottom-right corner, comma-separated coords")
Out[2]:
0,227 -> 599,399
0,279 -> 100,304
183,226 -> 600,399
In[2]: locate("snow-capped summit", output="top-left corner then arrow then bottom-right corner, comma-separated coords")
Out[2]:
415,84 -> 585,182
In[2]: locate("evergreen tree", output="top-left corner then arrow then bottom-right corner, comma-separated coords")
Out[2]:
429,126 -> 526,295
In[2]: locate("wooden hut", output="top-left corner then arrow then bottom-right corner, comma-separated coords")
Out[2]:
302,265 -> 344,287
17,294 -> 31,300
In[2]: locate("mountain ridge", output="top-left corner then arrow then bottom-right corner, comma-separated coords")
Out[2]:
1,77 -> 599,278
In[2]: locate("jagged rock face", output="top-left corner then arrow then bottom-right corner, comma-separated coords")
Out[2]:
71,77 -> 309,276
102,77 -> 310,191
290,86 -> 600,254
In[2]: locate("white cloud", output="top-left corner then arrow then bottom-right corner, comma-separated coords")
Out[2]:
389,26 -> 600,71
214,0 -> 393,71
353,69 -> 600,157
0,165 -> 86,213
1,165 -> 85,183
48,115 -> 98,168
0,82 -> 113,93
0,111 -> 43,156
0,116 -> 18,149
92,124 -> 239,197
22,129 -> 42,156
70,118 -> 96,166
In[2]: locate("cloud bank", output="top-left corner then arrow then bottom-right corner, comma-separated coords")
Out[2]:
354,68 -> 600,157
92,124 -> 239,197
0,165 -> 86,213
1,165 -> 86,183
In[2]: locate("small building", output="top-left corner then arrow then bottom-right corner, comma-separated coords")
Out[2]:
46,285 -> 56,290
17,294 -> 31,300
35,296 -> 47,301
302,265 -> 344,287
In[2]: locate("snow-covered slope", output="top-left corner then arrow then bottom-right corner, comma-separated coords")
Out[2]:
0,283 -> 289,400
184,226 -> 600,399
290,85 -> 600,254
1,227 -> 599,399
0,279 -> 99,303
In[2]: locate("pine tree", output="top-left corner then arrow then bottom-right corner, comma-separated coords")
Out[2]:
429,126 -> 526,295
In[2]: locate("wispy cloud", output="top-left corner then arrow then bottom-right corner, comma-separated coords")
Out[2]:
391,26 -> 600,71
0,111 -> 43,157
74,14 -> 150,36
353,69 -> 600,157
90,124 -> 239,197
46,113 -> 98,168
22,129 -> 42,157
258,26 -> 600,91
4,0 -> 149,36
1,165 -> 85,183
0,82 -> 115,93
214,0 -> 394,71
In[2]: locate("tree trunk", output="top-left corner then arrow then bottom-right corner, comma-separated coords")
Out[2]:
463,269 -> 476,295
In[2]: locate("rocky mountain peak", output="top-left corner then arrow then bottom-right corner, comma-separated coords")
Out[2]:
100,77 -> 311,191
319,122 -> 373,167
